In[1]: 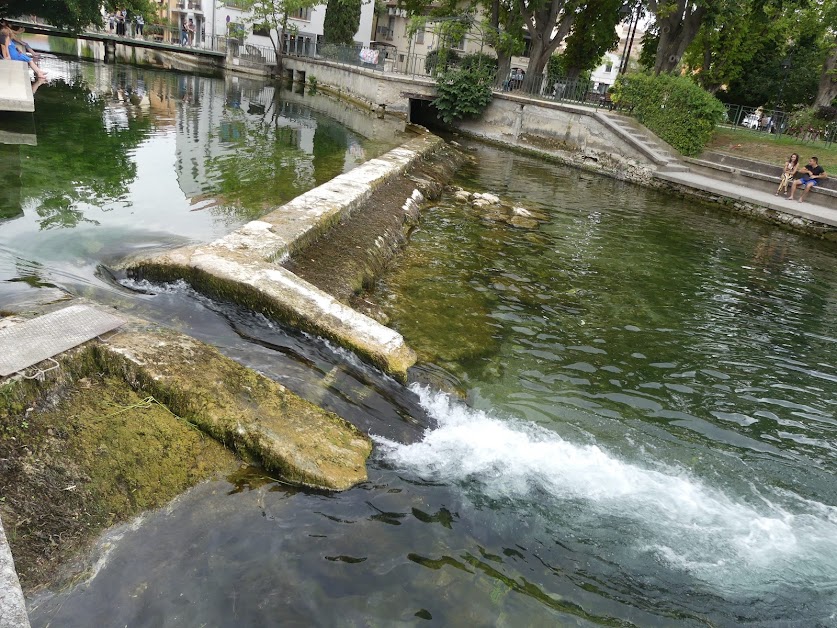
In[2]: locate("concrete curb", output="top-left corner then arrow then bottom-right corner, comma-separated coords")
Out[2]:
0,517 -> 30,628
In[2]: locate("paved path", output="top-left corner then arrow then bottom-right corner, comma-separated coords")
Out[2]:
655,169 -> 837,228
0,62 -> 34,113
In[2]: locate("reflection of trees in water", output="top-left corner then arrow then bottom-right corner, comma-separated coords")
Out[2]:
0,145 -> 23,223
21,78 -> 153,229
204,95 -> 358,221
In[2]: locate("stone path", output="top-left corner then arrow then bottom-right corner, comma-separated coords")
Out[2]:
655,169 -> 837,228
0,62 -> 34,113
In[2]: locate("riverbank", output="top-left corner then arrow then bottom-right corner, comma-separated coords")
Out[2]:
0,302 -> 373,597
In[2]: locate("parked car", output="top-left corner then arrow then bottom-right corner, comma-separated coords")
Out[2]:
742,113 -> 761,129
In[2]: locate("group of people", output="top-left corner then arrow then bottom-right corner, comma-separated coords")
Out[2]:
181,18 -> 196,47
0,19 -> 46,79
106,10 -> 143,38
776,153 -> 827,203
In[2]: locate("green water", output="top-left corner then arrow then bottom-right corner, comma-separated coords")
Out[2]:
15,58 -> 837,627
0,56 -> 395,307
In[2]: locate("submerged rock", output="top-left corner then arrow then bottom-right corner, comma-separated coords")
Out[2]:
459,191 -> 547,230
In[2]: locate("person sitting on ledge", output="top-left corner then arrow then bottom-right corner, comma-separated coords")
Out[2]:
0,21 -> 46,78
787,156 -> 827,203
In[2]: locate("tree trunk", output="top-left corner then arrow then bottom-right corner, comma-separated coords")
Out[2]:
814,43 -> 837,108
653,1 -> 706,74
496,53 -> 511,86
522,36 -> 548,92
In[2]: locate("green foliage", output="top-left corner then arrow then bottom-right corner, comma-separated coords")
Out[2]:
547,53 -> 592,85
459,52 -> 497,73
322,0 -> 362,45
786,105 -> 837,141
1,0 -> 154,30
432,53 -> 494,124
612,72 -> 725,156
557,0 -> 622,79
425,48 -> 460,75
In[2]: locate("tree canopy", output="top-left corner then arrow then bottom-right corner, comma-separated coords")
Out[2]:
1,0 -> 154,30
323,0 -> 363,45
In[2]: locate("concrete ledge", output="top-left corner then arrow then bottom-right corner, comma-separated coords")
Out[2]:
128,132 -> 443,379
0,62 -> 34,114
654,170 -> 837,229
0,517 -> 29,628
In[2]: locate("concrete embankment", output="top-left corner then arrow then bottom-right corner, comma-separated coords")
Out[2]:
0,301 -> 371,612
128,131 -> 445,380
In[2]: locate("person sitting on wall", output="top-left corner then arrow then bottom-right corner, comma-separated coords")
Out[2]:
787,156 -> 827,203
0,21 -> 46,78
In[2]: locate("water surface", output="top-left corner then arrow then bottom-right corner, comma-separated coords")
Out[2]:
28,140 -> 837,626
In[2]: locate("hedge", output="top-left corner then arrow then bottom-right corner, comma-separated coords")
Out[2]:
611,73 -> 725,157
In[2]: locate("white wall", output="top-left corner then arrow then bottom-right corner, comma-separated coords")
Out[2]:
212,2 -> 374,49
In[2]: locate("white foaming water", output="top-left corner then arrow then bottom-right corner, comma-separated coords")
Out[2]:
377,386 -> 837,593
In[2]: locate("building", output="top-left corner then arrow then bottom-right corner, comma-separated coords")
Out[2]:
211,1 -> 376,53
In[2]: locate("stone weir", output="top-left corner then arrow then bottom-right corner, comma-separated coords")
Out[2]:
127,131 -> 445,381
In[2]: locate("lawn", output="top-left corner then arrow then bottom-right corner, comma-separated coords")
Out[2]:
707,127 -> 837,170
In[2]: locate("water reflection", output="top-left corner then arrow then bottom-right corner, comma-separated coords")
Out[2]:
0,56 -> 398,308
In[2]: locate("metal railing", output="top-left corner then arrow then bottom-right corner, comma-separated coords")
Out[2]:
495,73 -> 611,108
722,104 -> 789,134
721,103 -> 837,146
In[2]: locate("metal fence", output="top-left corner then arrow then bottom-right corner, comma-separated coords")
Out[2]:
494,73 -> 612,108
722,103 -> 837,146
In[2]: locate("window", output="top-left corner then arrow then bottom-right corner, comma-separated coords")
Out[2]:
253,23 -> 270,37
605,62 -> 613,73
415,29 -> 424,45
452,35 -> 465,51
290,7 -> 311,20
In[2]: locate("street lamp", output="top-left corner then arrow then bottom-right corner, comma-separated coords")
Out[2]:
618,2 -> 641,75
772,55 -> 793,134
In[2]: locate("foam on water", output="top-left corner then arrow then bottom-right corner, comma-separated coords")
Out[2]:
376,386 -> 837,594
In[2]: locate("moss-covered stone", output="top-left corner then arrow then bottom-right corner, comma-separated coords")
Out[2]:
94,321 -> 372,491
0,372 -> 239,593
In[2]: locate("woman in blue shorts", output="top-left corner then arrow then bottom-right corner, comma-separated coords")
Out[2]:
0,24 -> 46,78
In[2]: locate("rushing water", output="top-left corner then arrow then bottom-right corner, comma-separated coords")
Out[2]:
10,58 -> 837,626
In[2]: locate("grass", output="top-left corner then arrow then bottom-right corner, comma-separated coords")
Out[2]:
707,127 -> 837,169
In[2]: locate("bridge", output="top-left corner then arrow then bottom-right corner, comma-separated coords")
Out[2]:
6,18 -> 226,62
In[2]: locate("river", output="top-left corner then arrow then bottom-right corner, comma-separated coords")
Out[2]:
6,56 -> 837,627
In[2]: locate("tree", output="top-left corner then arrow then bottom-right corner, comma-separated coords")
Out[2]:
0,0 -> 153,30
646,0 -> 708,74
323,0 -> 362,45
241,0 -> 319,64
557,0 -> 623,80
682,0 -> 773,94
814,1 -> 837,107
516,0 -> 578,91
483,0 -> 525,85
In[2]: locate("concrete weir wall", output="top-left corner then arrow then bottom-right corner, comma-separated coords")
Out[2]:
130,132 -> 444,380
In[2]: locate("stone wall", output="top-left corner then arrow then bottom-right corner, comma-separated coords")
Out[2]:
280,57 -> 437,116
456,94 -> 657,184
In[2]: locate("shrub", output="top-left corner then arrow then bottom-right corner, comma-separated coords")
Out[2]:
611,72 -> 726,156
787,105 -> 836,142
459,52 -> 497,73
425,48 -> 460,75
433,57 -> 494,124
